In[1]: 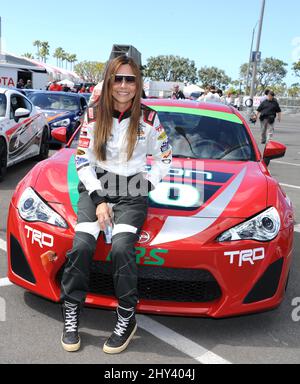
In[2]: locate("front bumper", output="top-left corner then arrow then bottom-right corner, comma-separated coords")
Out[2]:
7,201 -> 294,318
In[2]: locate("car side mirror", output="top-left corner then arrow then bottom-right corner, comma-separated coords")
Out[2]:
263,141 -> 286,166
15,108 -> 30,119
51,127 -> 67,143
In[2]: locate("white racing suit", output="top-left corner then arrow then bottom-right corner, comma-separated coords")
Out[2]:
61,104 -> 172,308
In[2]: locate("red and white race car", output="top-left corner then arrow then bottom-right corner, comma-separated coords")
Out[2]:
7,100 -> 294,318
0,87 -> 49,181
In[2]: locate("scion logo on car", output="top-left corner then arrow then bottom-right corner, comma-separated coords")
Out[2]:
25,226 -> 54,249
224,248 -> 265,268
138,231 -> 151,244
107,247 -> 168,266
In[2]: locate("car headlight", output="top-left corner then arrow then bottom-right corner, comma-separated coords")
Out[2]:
218,207 -> 281,242
51,118 -> 71,128
18,187 -> 68,229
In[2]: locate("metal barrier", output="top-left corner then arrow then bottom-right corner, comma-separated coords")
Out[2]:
277,97 -> 300,113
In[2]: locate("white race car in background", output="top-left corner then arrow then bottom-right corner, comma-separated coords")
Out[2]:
0,87 -> 49,181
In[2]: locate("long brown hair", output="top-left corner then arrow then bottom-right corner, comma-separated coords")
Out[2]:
94,56 -> 143,162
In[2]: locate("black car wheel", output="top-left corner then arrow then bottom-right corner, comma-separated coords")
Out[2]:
0,138 -> 8,182
36,128 -> 49,161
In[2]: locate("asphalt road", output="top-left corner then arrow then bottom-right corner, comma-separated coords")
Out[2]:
0,115 -> 300,365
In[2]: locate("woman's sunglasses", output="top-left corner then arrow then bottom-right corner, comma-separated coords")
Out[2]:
113,74 -> 136,84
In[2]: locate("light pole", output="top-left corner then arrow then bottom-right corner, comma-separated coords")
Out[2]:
248,0 -> 266,114
245,22 -> 259,94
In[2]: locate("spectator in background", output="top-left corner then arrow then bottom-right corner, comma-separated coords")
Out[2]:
203,86 -> 221,102
17,79 -> 25,89
256,91 -> 282,144
218,89 -> 227,103
172,85 -> 185,100
234,95 -> 243,110
49,80 -> 63,92
24,80 -> 33,89
225,92 -> 235,106
62,84 -> 71,92
79,86 -> 86,94
260,89 -> 270,104
197,88 -> 209,102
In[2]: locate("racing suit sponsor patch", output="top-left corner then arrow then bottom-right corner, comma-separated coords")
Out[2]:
76,156 -> 90,169
79,137 -> 91,149
143,108 -> 157,126
158,132 -> 167,141
87,107 -> 97,123
155,124 -> 164,133
77,149 -> 86,156
162,150 -> 172,159
161,141 -> 170,153
138,129 -> 146,142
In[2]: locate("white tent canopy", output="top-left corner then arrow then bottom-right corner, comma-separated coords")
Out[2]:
184,84 -> 204,96
58,79 -> 75,88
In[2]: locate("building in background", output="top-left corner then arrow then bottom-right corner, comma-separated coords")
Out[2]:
0,52 -> 82,90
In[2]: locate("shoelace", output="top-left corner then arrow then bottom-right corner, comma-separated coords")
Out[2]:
64,302 -> 79,333
114,309 -> 134,337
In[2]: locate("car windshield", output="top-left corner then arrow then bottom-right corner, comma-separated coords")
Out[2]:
157,110 -> 255,161
69,107 -> 255,161
28,93 -> 79,111
0,94 -> 7,117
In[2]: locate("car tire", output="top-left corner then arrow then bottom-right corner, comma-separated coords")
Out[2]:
36,128 -> 49,161
0,138 -> 8,182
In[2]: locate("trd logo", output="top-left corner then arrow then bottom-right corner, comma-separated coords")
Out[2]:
25,225 -> 54,249
225,248 -> 265,268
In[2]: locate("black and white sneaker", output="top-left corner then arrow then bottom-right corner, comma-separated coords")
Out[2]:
61,301 -> 81,352
103,307 -> 137,354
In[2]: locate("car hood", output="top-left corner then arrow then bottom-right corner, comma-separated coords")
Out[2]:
34,150 -> 268,245
38,109 -> 75,123
36,149 -> 268,217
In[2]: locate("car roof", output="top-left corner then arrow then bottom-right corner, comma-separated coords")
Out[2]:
0,87 -> 26,96
28,90 -> 83,98
144,98 -> 235,114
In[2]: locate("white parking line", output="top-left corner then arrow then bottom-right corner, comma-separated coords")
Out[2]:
280,183 -> 300,190
0,278 -> 12,287
138,315 -> 231,364
273,161 -> 300,167
295,225 -> 300,233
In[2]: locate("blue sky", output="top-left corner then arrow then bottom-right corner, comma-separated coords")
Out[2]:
1,0 -> 300,85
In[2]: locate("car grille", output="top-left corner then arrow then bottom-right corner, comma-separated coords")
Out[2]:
58,262 -> 222,303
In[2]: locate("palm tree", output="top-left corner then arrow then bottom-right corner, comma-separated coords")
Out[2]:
22,53 -> 35,59
66,53 -> 71,70
61,51 -> 68,69
53,47 -> 64,67
33,40 -> 42,61
68,54 -> 77,71
40,41 -> 50,63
